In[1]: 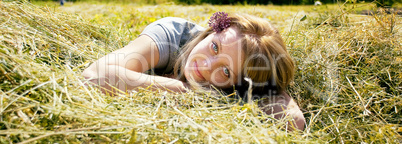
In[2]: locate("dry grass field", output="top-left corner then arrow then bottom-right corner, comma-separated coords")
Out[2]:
0,0 -> 401,143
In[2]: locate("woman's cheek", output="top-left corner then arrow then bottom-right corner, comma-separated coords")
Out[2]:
209,71 -> 226,87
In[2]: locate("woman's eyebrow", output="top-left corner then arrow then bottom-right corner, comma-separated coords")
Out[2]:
217,34 -> 223,53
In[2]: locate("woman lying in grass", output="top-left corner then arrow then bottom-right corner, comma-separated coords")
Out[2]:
82,12 -> 305,131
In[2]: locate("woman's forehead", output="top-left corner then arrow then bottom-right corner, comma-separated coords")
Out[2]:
218,27 -> 241,44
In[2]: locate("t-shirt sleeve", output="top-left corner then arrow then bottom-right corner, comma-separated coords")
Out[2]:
140,17 -> 205,73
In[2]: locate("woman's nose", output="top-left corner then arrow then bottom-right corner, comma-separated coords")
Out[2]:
201,58 -> 209,67
201,56 -> 219,68
200,57 -> 219,74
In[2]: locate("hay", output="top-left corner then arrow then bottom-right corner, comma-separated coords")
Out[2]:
0,1 -> 401,143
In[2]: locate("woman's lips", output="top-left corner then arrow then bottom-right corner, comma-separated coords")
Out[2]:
194,61 -> 205,80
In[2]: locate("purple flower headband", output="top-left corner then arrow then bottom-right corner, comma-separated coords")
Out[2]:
208,12 -> 231,33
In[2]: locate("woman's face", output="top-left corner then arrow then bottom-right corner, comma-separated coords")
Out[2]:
184,26 -> 244,88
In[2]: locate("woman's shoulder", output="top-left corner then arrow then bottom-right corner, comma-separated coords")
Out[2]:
145,17 -> 205,35
156,17 -> 188,22
152,17 -> 197,26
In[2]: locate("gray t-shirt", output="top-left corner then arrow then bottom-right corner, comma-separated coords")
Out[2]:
140,17 -> 205,74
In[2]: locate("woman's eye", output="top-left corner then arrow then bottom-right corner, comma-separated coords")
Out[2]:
212,42 -> 218,54
223,67 -> 230,78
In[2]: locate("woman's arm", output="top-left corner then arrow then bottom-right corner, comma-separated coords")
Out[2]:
82,35 -> 187,95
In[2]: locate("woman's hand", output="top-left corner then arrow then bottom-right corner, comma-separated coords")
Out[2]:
83,65 -> 188,95
258,92 -> 306,131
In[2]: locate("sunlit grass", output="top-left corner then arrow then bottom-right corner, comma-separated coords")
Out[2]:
0,0 -> 401,143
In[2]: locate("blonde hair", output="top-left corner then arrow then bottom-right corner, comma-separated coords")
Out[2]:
174,13 -> 294,95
